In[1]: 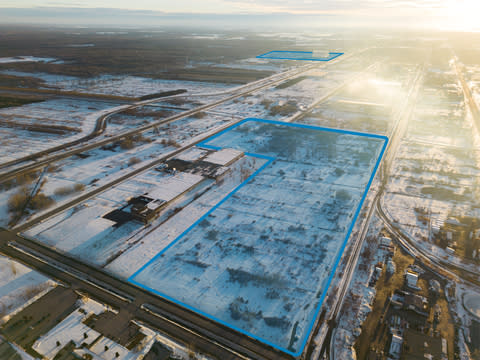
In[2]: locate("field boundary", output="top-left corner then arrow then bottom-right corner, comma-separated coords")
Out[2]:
256,51 -> 344,61
128,118 -> 388,357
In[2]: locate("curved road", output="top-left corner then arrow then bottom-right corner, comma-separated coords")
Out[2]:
0,60 -> 318,175
0,50 -> 374,360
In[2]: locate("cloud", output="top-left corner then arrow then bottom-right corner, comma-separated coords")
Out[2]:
220,0 -> 447,14
0,0 -> 454,29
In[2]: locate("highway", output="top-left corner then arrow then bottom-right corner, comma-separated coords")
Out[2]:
0,59 -> 320,177
5,45 -> 477,360
321,64 -> 425,360
0,49 -> 367,182
375,55 -> 480,289
0,51 -> 374,360
453,55 -> 480,135
12,52 -> 369,233
0,229 -> 293,360
287,62 -> 381,123
4,49 -> 449,360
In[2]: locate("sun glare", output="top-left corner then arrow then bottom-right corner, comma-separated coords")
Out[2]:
443,0 -> 480,31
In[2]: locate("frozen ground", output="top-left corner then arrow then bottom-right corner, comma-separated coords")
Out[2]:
24,150 -> 264,275
301,64 -> 412,135
0,70 -> 236,98
332,215 -> 385,360
3,108 -> 237,228
0,254 -> 55,323
0,98 -> 123,163
130,119 -> 386,355
464,291 -> 480,319
207,52 -> 374,123
448,283 -> 480,357
0,56 -> 57,64
384,63 -> 480,270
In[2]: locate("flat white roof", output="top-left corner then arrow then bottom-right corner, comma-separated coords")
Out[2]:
203,148 -> 243,166
174,147 -> 209,162
147,172 -> 204,202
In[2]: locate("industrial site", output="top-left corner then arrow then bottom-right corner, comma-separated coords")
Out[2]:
0,22 -> 479,360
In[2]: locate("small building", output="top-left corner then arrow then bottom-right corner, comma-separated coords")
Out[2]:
164,147 -> 243,181
380,236 -> 392,246
387,259 -> 396,275
445,218 -> 462,227
431,215 -> 446,235
104,172 -> 205,225
129,196 -> 166,223
368,264 -> 383,287
445,246 -> 455,255
391,291 -> 405,308
474,229 -> 480,239
203,148 -> 244,166
389,333 -> 403,359
429,280 -> 441,294
404,292 -> 429,317
405,270 -> 419,289
446,231 -> 453,242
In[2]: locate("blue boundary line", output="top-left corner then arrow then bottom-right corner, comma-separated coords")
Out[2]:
128,118 -> 388,357
128,154 -> 274,280
257,50 -> 344,62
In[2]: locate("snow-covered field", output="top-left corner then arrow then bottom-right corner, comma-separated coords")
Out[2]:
24,150 -> 264,274
384,64 -> 480,272
130,120 -> 386,354
0,98 -> 124,163
0,56 -> 57,64
209,70 -> 349,121
448,283 -> 480,357
0,254 -> 55,323
301,64 -> 413,134
333,215 -> 386,359
23,119 -> 385,354
0,70 -> 235,98
2,108 -> 238,228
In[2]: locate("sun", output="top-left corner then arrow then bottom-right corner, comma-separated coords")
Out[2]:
443,0 -> 480,31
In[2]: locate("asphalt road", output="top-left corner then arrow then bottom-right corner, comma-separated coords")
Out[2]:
322,64 -> 425,360
13,52 -> 364,233
0,61 -> 318,178
0,229 -> 292,360
0,49 -> 366,182
1,50 -> 373,360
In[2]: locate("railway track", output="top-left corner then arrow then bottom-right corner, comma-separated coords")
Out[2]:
320,64 -> 425,360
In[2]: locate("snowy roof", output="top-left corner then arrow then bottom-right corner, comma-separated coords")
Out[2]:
203,148 -> 243,166
389,334 -> 403,356
174,147 -> 209,162
147,172 -> 204,202
212,166 -> 230,178
380,236 -> 391,245
147,199 -> 166,211
446,218 -> 461,226
406,270 -> 418,279
33,298 -> 105,359
406,271 -> 419,287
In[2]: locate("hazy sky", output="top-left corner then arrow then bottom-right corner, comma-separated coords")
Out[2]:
0,0 -> 452,14
0,0 -> 477,30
